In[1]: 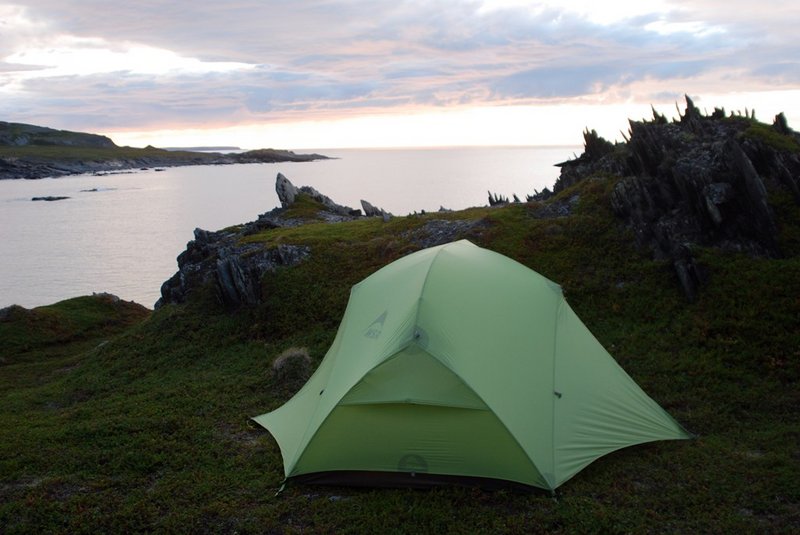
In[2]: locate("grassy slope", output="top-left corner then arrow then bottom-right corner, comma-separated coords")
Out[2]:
1,177 -> 798,533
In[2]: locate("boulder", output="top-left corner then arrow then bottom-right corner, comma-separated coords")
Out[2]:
275,172 -> 298,207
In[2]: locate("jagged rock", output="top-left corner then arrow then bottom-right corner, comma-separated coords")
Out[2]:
679,94 -> 705,135
774,112 -> 791,136
276,173 -> 359,216
299,184 -> 359,216
582,128 -> 615,160
157,230 -> 310,308
158,173 -> 378,308
360,199 -> 392,221
554,130 -> 626,194
157,224 -> 310,308
551,95 -> 800,300
488,191 -> 509,206
527,187 -> 553,202
215,244 -> 310,306
275,172 -> 298,207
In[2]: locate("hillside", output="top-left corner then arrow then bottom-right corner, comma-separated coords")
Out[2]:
0,121 -> 328,179
1,101 -> 799,533
0,121 -> 117,149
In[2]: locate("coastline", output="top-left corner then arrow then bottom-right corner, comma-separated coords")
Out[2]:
0,146 -> 330,180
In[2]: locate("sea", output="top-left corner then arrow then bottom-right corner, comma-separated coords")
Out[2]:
0,146 -> 580,309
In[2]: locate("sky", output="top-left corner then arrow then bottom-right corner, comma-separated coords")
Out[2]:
1,0 -> 799,149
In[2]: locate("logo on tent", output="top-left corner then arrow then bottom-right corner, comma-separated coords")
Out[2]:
364,311 -> 388,339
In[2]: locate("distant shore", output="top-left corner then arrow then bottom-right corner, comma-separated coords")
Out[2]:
0,146 -> 330,180
1,121 -> 328,179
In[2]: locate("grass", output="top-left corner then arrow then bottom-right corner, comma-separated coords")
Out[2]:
741,122 -> 800,153
1,175 -> 799,533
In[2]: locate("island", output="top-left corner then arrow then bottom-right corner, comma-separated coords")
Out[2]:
0,121 -> 330,180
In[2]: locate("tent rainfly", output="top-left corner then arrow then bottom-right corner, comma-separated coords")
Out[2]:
253,240 -> 690,491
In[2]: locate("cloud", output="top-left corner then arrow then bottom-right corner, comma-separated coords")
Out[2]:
1,0 -> 798,138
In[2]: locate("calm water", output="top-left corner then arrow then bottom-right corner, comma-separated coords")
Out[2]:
0,146 -> 579,308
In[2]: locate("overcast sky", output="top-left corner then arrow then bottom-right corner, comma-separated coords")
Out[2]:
1,0 -> 799,148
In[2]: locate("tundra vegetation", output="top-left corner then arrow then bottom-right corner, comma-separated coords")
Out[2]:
1,103 -> 799,532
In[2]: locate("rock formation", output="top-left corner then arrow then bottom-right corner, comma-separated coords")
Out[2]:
488,191 -> 509,206
275,173 -> 299,207
276,172 -> 360,216
157,173 -> 396,308
360,199 -> 392,221
403,219 -> 488,248
156,226 -> 311,308
549,95 -> 800,299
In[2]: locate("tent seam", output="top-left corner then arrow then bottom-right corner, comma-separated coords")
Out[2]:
412,242 -> 452,331
550,296 -> 563,488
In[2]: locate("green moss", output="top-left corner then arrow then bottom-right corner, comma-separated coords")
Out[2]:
742,122 -> 800,153
278,193 -> 335,221
0,295 -> 149,362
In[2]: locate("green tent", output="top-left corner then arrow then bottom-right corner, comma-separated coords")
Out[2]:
254,240 -> 689,490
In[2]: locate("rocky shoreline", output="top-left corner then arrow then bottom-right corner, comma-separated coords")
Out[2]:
0,148 -> 330,180
156,173 -> 472,309
1,120 -> 330,179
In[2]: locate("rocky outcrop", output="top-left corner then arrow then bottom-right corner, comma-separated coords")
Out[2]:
157,173 -> 394,308
276,172 -> 360,216
550,95 -> 800,299
156,226 -> 310,308
275,173 -> 299,207
488,191 -> 510,206
404,219 -> 488,248
360,199 -> 392,221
